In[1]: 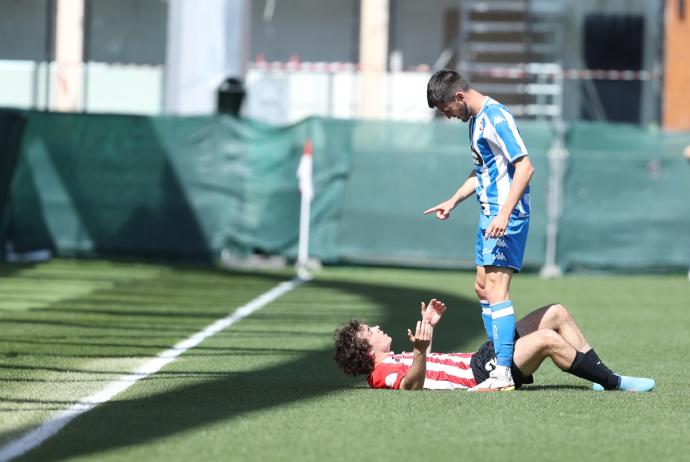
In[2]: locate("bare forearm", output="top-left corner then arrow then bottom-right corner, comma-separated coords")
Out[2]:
401,351 -> 427,390
451,171 -> 478,204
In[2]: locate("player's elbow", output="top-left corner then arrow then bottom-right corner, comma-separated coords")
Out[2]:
400,377 -> 424,391
523,162 -> 535,178
514,157 -> 534,181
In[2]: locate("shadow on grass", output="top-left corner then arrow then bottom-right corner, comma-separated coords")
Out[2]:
4,271 -> 485,461
0,262 -> 39,278
521,385 -> 590,392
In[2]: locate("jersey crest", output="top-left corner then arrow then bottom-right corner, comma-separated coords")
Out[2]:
471,146 -> 484,166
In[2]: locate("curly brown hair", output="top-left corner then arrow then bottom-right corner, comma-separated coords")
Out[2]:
333,319 -> 374,376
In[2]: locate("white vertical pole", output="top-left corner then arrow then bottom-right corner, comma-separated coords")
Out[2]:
226,0 -> 252,78
54,0 -> 84,112
359,0 -> 389,119
540,64 -> 566,278
296,139 -> 314,280
540,119 -> 567,279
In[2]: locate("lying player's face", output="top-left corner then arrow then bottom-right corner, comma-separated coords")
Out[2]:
359,324 -> 392,354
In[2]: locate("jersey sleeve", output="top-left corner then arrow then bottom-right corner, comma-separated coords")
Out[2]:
368,363 -> 406,390
487,107 -> 528,163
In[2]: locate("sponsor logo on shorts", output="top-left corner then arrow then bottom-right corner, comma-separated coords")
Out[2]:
495,252 -> 507,261
496,239 -> 507,248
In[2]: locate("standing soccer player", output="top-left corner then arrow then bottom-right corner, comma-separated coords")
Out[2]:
424,70 -> 534,392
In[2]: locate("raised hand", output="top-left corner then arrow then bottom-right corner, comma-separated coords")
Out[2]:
420,299 -> 447,327
407,319 -> 432,352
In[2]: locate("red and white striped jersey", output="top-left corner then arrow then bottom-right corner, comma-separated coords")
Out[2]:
368,351 -> 477,390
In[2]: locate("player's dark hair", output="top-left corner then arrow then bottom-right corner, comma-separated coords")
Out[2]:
334,319 -> 374,377
426,69 -> 471,108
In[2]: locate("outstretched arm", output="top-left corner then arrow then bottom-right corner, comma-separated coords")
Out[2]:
423,170 -> 477,220
399,320 -> 433,390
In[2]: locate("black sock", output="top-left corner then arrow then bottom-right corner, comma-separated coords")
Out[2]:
567,351 -> 621,390
584,349 -> 616,377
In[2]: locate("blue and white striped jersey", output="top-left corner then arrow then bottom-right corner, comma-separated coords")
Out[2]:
469,97 -> 531,217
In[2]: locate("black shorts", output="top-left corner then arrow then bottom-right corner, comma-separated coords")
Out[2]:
470,335 -> 534,389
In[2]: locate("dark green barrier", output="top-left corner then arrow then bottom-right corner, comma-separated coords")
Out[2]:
559,123 -> 690,271
3,112 -> 550,267
3,111 -> 688,271
0,110 -> 27,242
4,113 -> 333,260
8,113 -> 249,258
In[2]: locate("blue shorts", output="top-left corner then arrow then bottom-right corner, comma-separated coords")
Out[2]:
475,214 -> 529,272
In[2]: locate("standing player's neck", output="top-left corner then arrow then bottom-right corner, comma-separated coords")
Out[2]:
471,95 -> 489,117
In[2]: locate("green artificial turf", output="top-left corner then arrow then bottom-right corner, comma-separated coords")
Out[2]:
0,260 -> 688,462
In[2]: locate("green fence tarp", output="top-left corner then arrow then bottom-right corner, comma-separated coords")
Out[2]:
335,119 -> 550,268
9,113 -> 236,258
2,110 -> 689,272
559,123 -> 690,271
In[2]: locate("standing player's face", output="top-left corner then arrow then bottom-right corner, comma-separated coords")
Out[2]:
359,324 -> 392,354
436,96 -> 470,122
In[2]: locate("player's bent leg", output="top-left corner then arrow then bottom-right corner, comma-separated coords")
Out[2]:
519,304 -> 618,384
514,309 -> 656,392
537,305 -> 654,390
534,303 -> 591,352
517,329 -> 577,373
512,330 -> 553,377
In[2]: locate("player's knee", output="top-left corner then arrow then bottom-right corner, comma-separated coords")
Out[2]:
474,280 -> 486,299
485,271 -> 499,286
536,328 -> 562,353
483,277 -> 509,303
547,303 -> 572,325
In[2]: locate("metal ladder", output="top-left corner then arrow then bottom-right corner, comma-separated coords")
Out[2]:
456,0 -> 566,120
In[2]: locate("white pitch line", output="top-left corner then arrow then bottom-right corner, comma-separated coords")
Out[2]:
0,276 -> 307,462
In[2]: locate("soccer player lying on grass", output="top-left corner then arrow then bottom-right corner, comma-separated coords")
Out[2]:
334,299 -> 655,392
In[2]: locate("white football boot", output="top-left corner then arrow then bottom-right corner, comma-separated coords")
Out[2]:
468,365 -> 515,392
